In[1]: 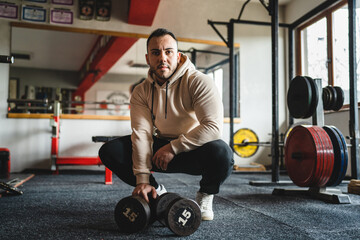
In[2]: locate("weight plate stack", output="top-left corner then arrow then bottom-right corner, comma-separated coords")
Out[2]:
333,86 -> 344,111
326,126 -> 348,186
304,76 -> 319,119
322,86 -> 332,110
285,125 -> 335,187
315,126 -> 334,186
287,76 -> 313,119
285,125 -> 320,187
323,126 -> 344,186
306,126 -> 325,186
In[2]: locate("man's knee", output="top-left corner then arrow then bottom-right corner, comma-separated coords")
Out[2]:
203,140 -> 234,167
98,142 -> 110,165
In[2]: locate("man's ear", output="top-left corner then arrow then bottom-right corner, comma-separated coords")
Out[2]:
177,52 -> 181,63
145,54 -> 150,65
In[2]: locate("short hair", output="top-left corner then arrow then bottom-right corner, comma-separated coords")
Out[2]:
146,28 -> 178,52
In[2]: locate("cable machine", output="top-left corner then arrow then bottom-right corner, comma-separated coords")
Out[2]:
208,0 -> 359,183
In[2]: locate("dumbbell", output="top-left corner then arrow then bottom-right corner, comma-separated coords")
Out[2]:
155,192 -> 202,236
114,195 -> 156,234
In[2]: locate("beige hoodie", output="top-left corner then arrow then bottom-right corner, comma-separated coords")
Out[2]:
130,54 -> 223,184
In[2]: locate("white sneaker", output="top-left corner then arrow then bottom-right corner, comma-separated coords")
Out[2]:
195,192 -> 214,221
156,184 -> 167,196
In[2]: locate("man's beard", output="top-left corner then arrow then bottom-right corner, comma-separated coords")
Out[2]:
150,64 -> 171,81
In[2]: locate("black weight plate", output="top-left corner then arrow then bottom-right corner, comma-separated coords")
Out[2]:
287,76 -> 313,119
114,196 -> 151,233
331,126 -> 348,185
333,86 -> 344,111
323,126 -> 343,186
328,86 -> 338,111
322,87 -> 332,110
165,198 -> 201,236
304,76 -> 319,118
155,192 -> 180,226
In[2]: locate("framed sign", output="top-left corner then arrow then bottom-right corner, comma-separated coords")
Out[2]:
95,0 -> 111,21
52,0 -> 73,5
50,8 -> 73,24
22,5 -> 47,22
79,0 -> 94,20
0,3 -> 18,19
24,0 -> 48,3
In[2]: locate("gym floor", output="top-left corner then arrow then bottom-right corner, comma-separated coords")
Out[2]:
1,170 -> 360,240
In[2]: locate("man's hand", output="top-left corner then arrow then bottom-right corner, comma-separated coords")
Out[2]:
152,143 -> 175,171
132,183 -> 157,203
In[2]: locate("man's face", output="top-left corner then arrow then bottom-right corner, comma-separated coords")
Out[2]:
146,34 -> 181,84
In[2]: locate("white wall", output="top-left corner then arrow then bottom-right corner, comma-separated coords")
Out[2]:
0,0 -> 322,172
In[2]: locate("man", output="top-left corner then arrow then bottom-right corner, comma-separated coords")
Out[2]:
99,28 -> 233,221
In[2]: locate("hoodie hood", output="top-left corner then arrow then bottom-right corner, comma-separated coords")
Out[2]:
145,53 -> 196,119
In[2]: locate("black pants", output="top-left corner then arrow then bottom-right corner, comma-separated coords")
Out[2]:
98,135 -> 234,194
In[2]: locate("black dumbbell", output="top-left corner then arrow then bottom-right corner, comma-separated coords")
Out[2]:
155,192 -> 202,236
114,195 -> 156,233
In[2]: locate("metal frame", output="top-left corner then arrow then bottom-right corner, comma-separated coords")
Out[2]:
208,0 -> 359,182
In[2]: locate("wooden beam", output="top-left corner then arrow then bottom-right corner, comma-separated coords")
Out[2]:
73,36 -> 138,97
11,22 -> 236,47
128,0 -> 161,26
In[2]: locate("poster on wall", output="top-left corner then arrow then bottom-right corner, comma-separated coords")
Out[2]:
0,2 -> 18,19
50,8 -> 73,24
21,5 -> 47,22
51,0 -> 73,5
79,0 -> 94,20
95,0 -> 111,21
96,91 -> 130,116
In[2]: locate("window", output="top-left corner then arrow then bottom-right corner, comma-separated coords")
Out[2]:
207,68 -> 223,101
297,0 -> 360,106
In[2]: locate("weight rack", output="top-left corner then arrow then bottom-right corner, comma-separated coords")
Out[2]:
272,79 -> 351,204
208,0 -> 359,184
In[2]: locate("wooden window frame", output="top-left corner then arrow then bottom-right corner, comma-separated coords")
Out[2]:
296,0 -> 348,86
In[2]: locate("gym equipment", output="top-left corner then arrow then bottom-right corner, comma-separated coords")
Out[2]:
287,77 -> 345,118
322,85 -> 344,111
50,100 -> 113,184
156,193 -> 201,236
0,148 -> 10,178
114,195 -> 156,234
0,174 -> 35,197
274,78 -> 350,204
233,128 -> 261,158
287,76 -> 318,119
115,193 -> 201,236
323,126 -> 348,186
155,192 -> 181,226
285,125 -> 334,187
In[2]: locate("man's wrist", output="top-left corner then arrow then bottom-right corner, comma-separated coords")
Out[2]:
136,173 -> 150,185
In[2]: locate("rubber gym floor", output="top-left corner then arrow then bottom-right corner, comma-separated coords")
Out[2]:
1,170 -> 360,240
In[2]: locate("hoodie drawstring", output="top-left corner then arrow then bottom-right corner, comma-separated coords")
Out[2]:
150,81 -> 169,120
165,81 -> 169,119
151,81 -> 155,121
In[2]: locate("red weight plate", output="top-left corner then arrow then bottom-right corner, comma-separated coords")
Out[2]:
285,126 -> 318,187
318,127 -> 334,186
314,126 -> 329,187
311,126 -> 334,187
307,126 -> 324,187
